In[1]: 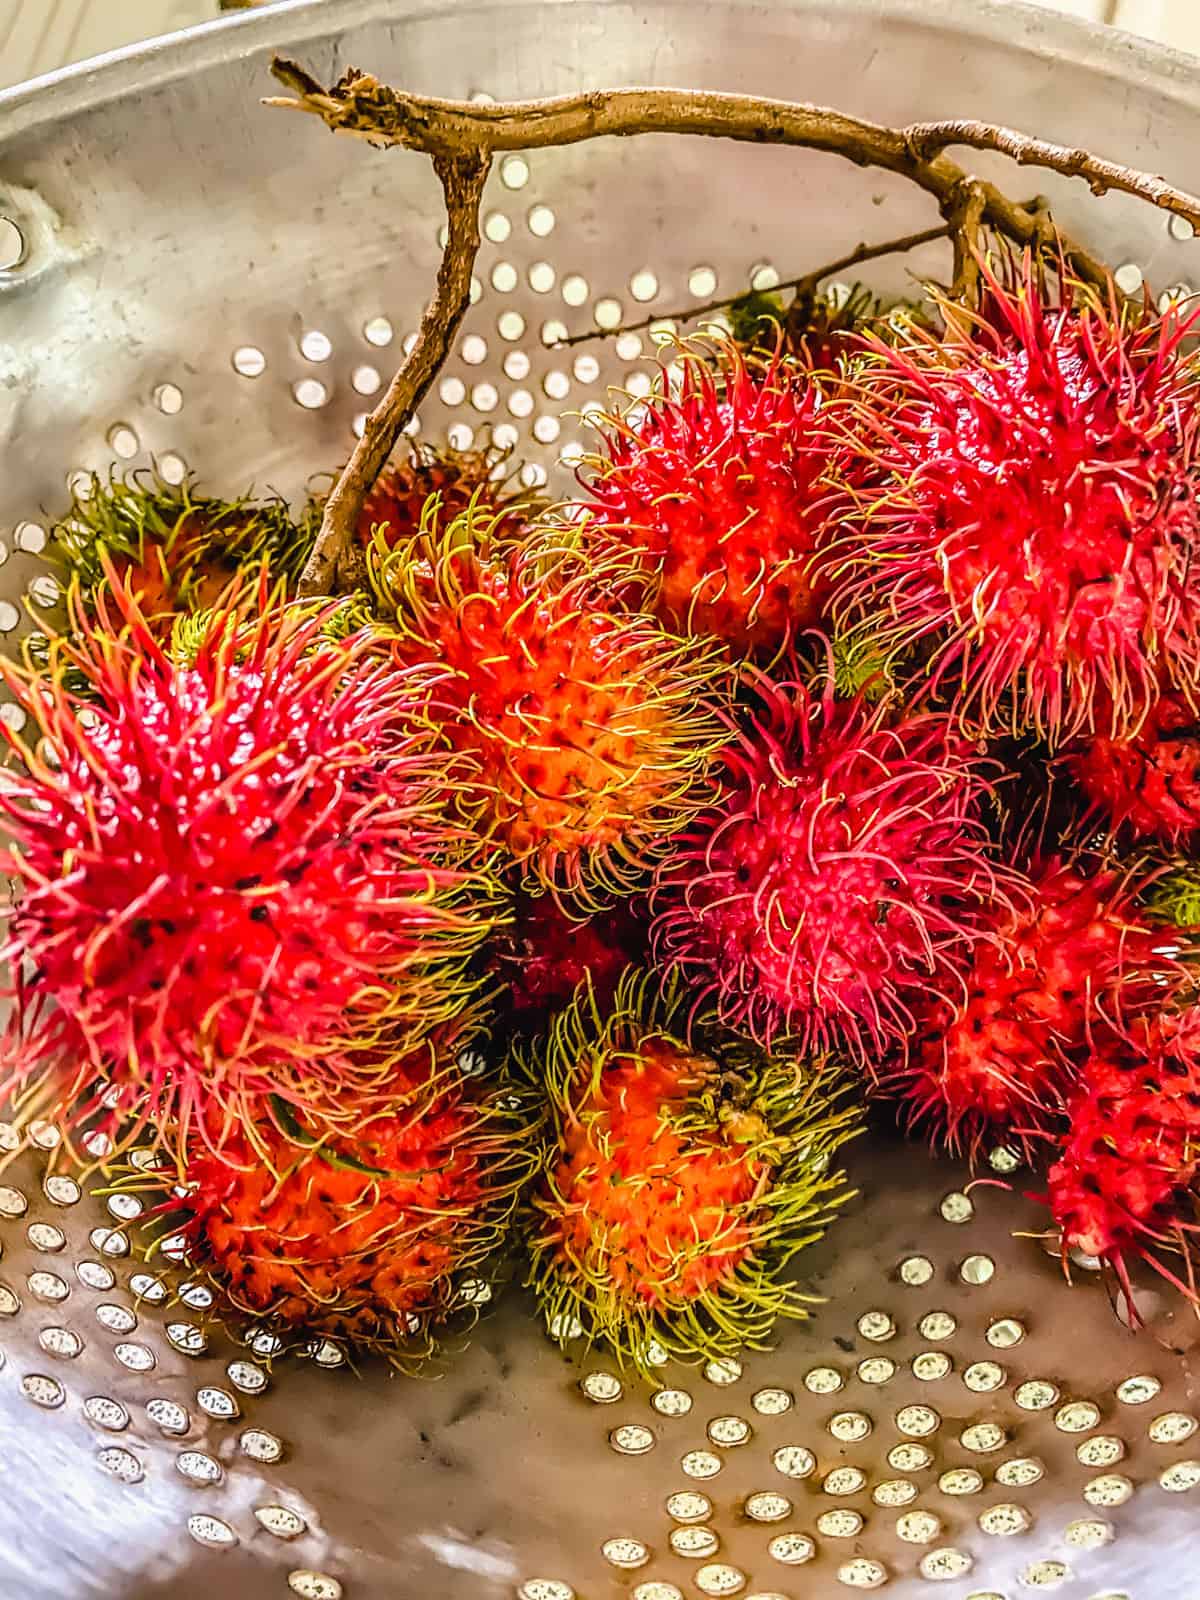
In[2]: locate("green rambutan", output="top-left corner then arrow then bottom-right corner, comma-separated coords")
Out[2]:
368,509 -> 728,907
524,970 -> 861,1374
0,569 -> 501,1159
51,471 -> 313,628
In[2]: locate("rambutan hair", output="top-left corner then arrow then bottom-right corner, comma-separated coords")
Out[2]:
355,436 -> 526,549
579,339 -> 841,655
51,470 -> 314,621
829,252 -> 1200,744
1046,1006 -> 1200,1313
1068,689 -> 1200,845
490,890 -> 647,1030
523,969 -> 860,1373
367,507 -> 729,908
117,1013 -> 537,1365
886,857 -> 1173,1159
650,660 -> 1012,1058
0,568 -> 502,1160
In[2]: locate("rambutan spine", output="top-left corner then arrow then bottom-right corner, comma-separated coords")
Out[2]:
579,339 -> 842,656
368,507 -> 729,909
828,253 -> 1200,743
651,660 -> 1012,1058
0,566 -> 503,1161
523,968 -> 861,1374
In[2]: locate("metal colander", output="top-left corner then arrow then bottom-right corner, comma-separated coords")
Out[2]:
2,2 -> 1200,1596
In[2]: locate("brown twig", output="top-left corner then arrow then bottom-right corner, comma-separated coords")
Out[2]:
297,153 -> 489,597
269,60 -> 1200,593
554,225 -> 952,348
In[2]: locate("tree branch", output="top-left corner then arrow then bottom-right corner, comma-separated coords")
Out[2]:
554,225 -> 952,348
906,119 -> 1200,221
297,153 -> 490,598
270,60 -> 1200,595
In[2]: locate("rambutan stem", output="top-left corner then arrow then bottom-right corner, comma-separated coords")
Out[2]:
555,224 -> 953,348
271,59 -> 1200,595
296,151 -> 490,598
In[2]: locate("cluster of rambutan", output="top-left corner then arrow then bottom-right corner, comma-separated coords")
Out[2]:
9,235 -> 1200,1370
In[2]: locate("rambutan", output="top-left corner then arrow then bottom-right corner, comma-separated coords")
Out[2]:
127,1021 -> 535,1363
524,970 -> 860,1372
490,891 -> 647,1028
888,859 -> 1169,1158
830,255 -> 1200,742
356,438 -> 522,549
1047,1008 -> 1200,1308
650,664 -> 1008,1056
0,572 -> 500,1157
1069,689 -> 1200,844
51,472 -> 313,629
579,342 -> 840,655
369,510 -> 727,906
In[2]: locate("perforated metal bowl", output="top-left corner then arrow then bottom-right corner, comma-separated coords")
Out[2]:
2,3 -> 1200,1597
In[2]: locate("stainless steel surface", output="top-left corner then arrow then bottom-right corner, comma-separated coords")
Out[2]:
1,2 -> 1200,1596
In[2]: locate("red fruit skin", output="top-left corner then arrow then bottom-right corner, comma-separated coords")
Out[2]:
1048,1014 -> 1200,1293
0,581 -> 490,1153
1070,690 -> 1200,844
494,895 -> 646,1023
891,860 -> 1165,1158
651,668 -> 1009,1057
580,345 -> 839,655
832,257 -> 1200,742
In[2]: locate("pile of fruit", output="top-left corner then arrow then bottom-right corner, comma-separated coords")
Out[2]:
3,243 -> 1200,1374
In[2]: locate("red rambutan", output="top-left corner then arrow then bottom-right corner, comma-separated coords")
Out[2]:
579,342 -> 840,655
129,1021 -> 535,1362
369,511 -> 728,905
0,573 -> 500,1157
650,664 -> 1009,1057
830,256 -> 1200,742
524,970 -> 860,1372
1069,689 -> 1200,844
1047,1008 -> 1200,1308
888,858 -> 1169,1158
356,438 -> 523,549
490,891 -> 646,1027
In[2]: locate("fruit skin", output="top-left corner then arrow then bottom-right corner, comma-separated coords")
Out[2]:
129,1020 -> 536,1364
524,970 -> 861,1374
579,341 -> 840,655
650,663 -> 1010,1058
51,472 -> 313,629
1046,1007 -> 1200,1309
1069,689 -> 1200,844
369,509 -> 728,908
830,256 -> 1200,743
356,439 -> 524,549
0,569 -> 500,1159
887,859 -> 1168,1159
490,891 -> 647,1030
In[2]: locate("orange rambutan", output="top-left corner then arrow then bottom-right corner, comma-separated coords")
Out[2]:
368,510 -> 728,906
524,971 -> 860,1372
124,1019 -> 535,1363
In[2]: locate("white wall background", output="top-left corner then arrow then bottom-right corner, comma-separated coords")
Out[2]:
0,0 -> 1197,90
